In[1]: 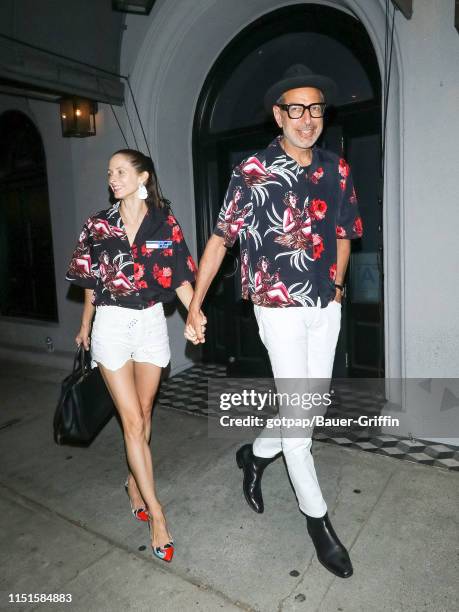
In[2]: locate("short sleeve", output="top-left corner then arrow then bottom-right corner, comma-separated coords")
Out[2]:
335,159 -> 363,240
213,169 -> 249,248
65,220 -> 98,289
168,218 -> 197,290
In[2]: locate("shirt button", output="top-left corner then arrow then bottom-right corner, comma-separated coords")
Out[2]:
135,292 -> 139,296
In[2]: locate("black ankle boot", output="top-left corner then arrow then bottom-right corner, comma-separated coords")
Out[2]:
306,513 -> 353,578
236,444 -> 275,513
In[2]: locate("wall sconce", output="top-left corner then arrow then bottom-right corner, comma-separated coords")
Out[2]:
60,97 -> 97,137
112,0 -> 156,15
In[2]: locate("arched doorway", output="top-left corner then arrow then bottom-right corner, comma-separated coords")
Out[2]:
193,3 -> 383,378
0,110 -> 58,321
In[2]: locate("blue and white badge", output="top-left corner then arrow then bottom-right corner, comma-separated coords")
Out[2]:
145,240 -> 173,249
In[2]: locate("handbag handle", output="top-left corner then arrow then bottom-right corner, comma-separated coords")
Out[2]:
73,345 -> 91,376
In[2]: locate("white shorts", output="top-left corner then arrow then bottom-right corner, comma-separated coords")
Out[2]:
90,303 -> 171,371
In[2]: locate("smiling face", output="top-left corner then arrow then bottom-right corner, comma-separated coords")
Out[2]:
273,87 -> 324,160
108,153 -> 148,200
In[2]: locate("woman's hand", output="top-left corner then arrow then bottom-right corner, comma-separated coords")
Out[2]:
75,323 -> 91,351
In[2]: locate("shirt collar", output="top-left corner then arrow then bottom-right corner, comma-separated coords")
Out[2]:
265,135 -> 318,172
109,201 -> 166,238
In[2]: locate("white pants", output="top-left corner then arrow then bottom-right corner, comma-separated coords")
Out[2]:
252,300 -> 342,517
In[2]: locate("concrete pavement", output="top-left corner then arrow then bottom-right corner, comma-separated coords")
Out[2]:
0,361 -> 457,612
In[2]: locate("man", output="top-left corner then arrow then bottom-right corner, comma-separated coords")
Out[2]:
186,65 -> 363,578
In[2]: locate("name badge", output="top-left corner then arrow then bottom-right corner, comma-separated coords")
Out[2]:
145,240 -> 173,249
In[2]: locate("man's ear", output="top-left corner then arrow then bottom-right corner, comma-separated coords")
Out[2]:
272,105 -> 283,129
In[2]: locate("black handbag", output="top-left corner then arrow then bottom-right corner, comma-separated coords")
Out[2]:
53,346 -> 116,446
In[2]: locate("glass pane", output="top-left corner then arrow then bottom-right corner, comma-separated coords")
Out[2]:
210,32 -> 374,133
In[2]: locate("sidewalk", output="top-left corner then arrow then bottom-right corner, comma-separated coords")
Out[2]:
0,361 -> 457,612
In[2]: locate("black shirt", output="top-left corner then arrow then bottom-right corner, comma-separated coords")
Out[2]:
213,136 -> 363,308
66,202 -> 196,309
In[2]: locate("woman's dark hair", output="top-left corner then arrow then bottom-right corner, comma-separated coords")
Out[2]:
112,149 -> 171,211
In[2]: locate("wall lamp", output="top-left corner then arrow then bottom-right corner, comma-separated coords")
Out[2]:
112,0 -> 156,15
60,97 -> 97,137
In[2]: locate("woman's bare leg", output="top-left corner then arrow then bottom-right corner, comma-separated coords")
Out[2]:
126,362 -> 162,510
98,361 -> 170,548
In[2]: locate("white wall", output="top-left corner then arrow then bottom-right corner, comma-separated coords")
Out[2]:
395,0 -> 459,377
0,96 -> 123,365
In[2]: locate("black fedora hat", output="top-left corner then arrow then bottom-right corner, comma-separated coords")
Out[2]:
264,64 -> 338,112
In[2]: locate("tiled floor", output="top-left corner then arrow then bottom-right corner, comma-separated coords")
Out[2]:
157,363 -> 459,471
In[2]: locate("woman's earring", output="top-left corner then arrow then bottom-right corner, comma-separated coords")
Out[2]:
138,183 -> 148,200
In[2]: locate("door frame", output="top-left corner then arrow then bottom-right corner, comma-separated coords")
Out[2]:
192,4 -> 384,374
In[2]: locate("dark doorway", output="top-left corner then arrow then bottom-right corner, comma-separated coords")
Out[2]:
193,4 -> 384,378
0,110 -> 58,322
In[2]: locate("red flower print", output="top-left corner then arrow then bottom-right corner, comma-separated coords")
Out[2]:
338,159 -> 349,191
310,167 -> 324,184
329,263 -> 337,281
353,217 -> 363,237
312,234 -> 324,259
162,248 -> 173,257
167,215 -> 177,226
131,243 -> 138,259
336,225 -> 347,238
141,244 -> 153,257
153,264 -> 172,288
187,255 -> 197,274
349,187 -> 357,204
309,199 -> 328,221
135,280 -> 148,289
133,263 -> 145,280
338,159 -> 349,178
172,225 -> 183,243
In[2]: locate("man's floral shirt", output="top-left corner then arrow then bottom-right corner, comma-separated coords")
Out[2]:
213,136 -> 363,308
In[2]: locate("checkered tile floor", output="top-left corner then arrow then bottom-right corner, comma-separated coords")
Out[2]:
157,364 -> 459,471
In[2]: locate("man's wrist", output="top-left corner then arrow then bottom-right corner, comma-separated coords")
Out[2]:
188,299 -> 202,315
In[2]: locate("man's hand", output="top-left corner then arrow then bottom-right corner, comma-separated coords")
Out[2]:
334,288 -> 343,303
183,234 -> 227,344
185,308 -> 207,344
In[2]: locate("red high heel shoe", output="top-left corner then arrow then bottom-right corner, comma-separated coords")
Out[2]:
124,479 -> 149,522
148,518 -> 174,562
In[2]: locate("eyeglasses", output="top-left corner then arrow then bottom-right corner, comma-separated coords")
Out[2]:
276,103 -> 327,119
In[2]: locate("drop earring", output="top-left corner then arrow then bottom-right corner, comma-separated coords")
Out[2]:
138,183 -> 148,200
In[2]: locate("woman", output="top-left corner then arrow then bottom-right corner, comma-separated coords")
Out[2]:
66,149 -> 202,563
274,190 -> 312,250
253,255 -> 295,306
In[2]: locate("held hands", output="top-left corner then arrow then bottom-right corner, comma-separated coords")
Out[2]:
184,309 -> 207,344
75,323 -> 91,351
